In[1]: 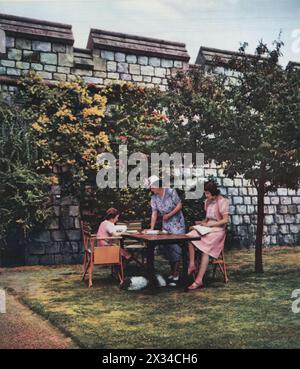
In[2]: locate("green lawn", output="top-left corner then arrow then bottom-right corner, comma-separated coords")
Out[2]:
1,246 -> 300,349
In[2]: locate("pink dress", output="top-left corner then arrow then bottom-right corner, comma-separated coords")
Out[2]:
187,196 -> 229,259
96,220 -> 131,259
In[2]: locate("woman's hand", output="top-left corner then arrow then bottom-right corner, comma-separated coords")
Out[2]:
206,220 -> 217,227
162,213 -> 171,221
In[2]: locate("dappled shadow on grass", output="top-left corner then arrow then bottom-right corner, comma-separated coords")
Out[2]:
1,247 -> 300,348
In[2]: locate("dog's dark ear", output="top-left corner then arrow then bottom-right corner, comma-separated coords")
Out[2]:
119,277 -> 132,290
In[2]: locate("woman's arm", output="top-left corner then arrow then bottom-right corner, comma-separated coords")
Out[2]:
151,210 -> 158,230
162,202 -> 182,221
206,214 -> 229,227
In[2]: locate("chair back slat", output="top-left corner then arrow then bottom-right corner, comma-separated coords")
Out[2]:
93,246 -> 121,264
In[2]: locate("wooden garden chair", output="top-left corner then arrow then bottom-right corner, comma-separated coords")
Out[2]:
80,221 -> 124,288
189,223 -> 229,284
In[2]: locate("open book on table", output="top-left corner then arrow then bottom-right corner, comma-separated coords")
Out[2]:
191,224 -> 212,235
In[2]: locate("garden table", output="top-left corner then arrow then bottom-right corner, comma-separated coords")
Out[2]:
121,232 -> 201,291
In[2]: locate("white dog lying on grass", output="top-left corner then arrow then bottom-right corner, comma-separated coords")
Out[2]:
120,274 -> 167,290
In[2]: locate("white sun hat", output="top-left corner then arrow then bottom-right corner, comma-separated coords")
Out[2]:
144,175 -> 160,188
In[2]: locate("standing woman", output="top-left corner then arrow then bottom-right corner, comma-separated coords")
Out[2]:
147,175 -> 186,287
187,181 -> 229,290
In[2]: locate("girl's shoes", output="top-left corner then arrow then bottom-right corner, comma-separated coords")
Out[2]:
187,281 -> 204,290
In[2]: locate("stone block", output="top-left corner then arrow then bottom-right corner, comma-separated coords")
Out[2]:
37,71 -> 52,80
46,242 -> 61,254
236,205 -> 247,214
132,74 -> 143,82
138,56 -> 148,65
152,77 -> 161,84
252,197 -> 258,205
270,197 -> 279,205
44,64 -> 57,72
83,76 -> 103,84
143,76 -> 152,82
228,187 -> 239,196
16,61 -> 29,70
149,57 -> 160,67
72,68 -> 92,76
16,38 -> 31,50
101,50 -> 114,60
93,57 -> 106,71
1,60 -> 15,67
126,54 -> 137,63
5,36 -> 15,48
285,214 -> 295,224
8,48 -> 22,61
290,224 -> 300,234
232,215 -> 242,225
219,187 -> 227,196
233,196 -> 243,205
279,225 -> 289,234
51,230 -> 66,242
94,71 -> 106,78
66,230 -> 81,241
161,58 -> 173,68
280,197 -> 291,205
69,205 -> 79,217
284,234 -> 294,245
120,73 -> 131,81
174,60 -> 183,68
154,67 -> 166,78
53,73 -> 66,81
292,197 -> 300,204
28,242 -> 45,255
234,178 -> 242,186
107,72 -> 119,79
117,62 -> 129,73
296,214 -> 300,224
40,53 -> 57,65
32,231 -> 51,243
287,205 -> 297,214
52,43 -> 66,53
247,205 -> 255,214
277,188 -> 287,196
31,63 -> 43,71
32,41 -> 51,52
244,196 -> 251,205
223,178 -> 234,187
6,67 -> 21,76
58,52 -> 73,67
57,66 -> 70,74
248,187 -> 257,196
264,215 -> 274,225
107,61 -> 117,72
141,65 -> 154,76
115,52 -> 126,62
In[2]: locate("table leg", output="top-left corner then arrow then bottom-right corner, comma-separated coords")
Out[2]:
180,241 -> 189,289
146,242 -> 157,290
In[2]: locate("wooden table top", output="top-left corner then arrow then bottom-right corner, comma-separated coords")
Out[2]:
122,232 -> 201,244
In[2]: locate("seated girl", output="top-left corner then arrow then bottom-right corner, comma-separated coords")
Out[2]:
97,208 -> 131,260
186,181 -> 229,290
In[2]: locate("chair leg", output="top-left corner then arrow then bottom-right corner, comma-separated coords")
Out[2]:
88,258 -> 93,288
82,253 -> 90,281
212,264 -> 217,280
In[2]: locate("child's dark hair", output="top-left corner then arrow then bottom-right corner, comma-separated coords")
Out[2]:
104,208 -> 120,220
204,181 -> 220,196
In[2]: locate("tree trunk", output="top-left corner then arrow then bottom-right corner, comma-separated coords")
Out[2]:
255,169 -> 265,273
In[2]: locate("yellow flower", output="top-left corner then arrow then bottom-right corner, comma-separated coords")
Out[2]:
82,105 -> 106,118
37,114 -> 50,125
31,122 -> 44,132
48,175 -> 59,185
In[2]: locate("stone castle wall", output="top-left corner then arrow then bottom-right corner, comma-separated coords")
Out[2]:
0,13 -> 299,265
